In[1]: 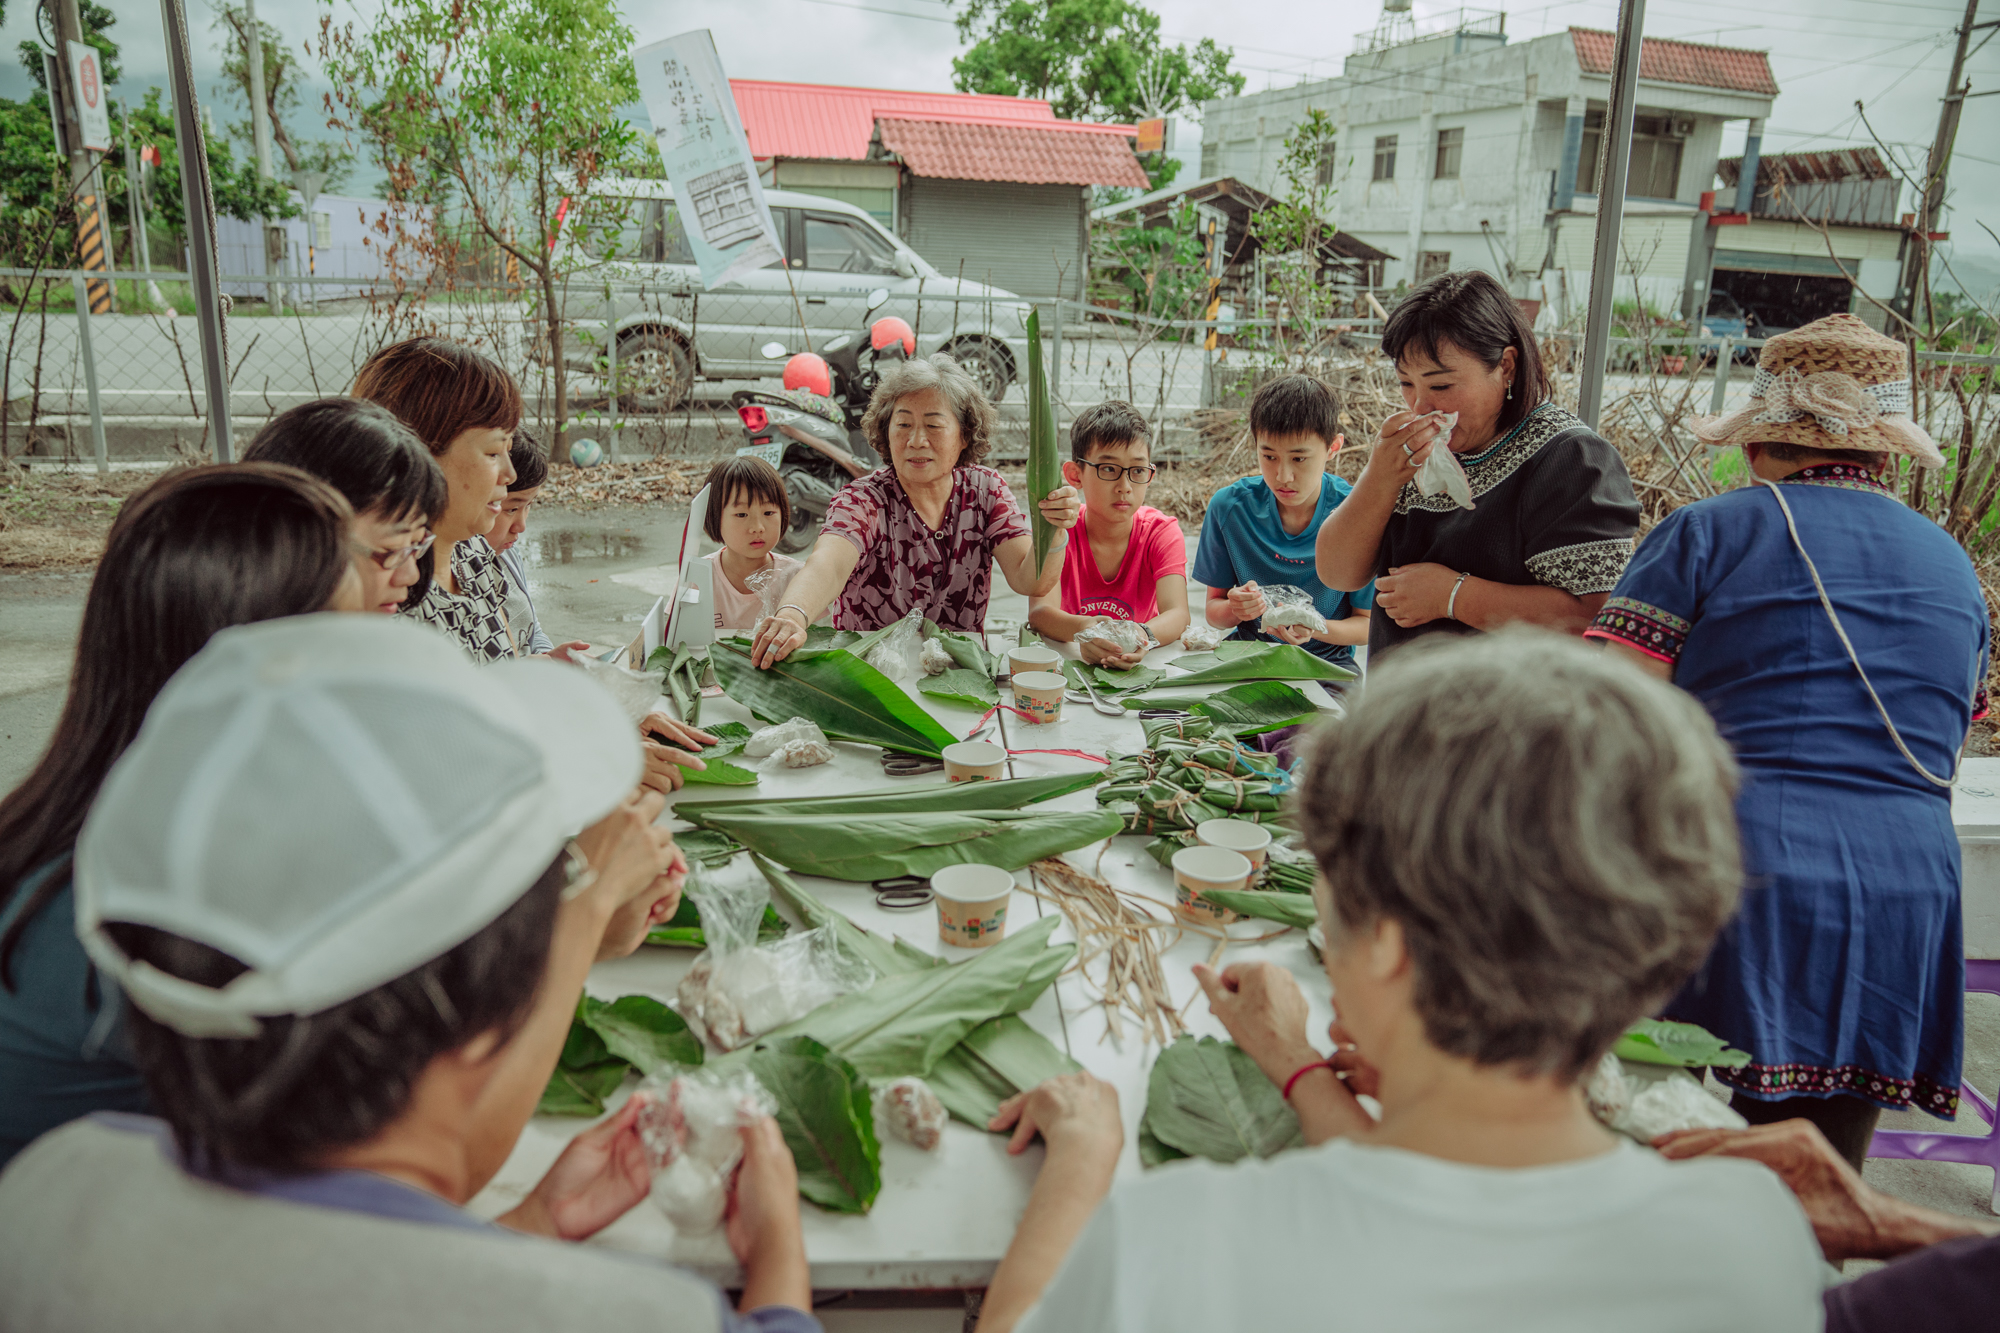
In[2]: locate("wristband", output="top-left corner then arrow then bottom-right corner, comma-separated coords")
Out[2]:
1446,571 -> 1471,622
1282,1060 -> 1337,1101
775,604 -> 811,628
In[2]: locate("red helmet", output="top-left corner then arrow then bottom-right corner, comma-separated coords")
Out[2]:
870,316 -> 916,357
782,352 -> 832,398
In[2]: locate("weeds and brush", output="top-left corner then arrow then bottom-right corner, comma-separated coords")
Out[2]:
0,466 -> 159,571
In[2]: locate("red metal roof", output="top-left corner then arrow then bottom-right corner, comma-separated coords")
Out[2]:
1570,28 -> 1779,96
875,117 -> 1149,187
731,80 -> 1063,161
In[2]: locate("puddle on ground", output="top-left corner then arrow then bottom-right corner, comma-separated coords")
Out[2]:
520,528 -> 649,567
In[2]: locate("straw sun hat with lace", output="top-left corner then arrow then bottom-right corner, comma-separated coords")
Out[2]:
1690,313 -> 1943,468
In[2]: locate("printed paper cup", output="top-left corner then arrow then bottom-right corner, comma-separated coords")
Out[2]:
1007,644 -> 1062,678
932,863 -> 1015,948
1010,670 -> 1065,725
1196,818 -> 1272,870
943,740 -> 1007,782
1172,845 -> 1253,924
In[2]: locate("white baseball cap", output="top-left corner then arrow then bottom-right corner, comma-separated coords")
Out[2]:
74,613 -> 642,1038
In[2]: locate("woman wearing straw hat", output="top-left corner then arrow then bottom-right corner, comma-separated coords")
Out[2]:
1587,313 -> 1989,1171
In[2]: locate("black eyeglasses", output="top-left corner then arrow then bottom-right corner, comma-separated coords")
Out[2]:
1085,463 -> 1158,483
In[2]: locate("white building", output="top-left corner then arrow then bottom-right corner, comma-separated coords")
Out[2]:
1199,12 -> 1783,322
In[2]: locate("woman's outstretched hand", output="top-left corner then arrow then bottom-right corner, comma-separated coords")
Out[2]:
1037,484 -> 1082,532
751,609 -> 810,669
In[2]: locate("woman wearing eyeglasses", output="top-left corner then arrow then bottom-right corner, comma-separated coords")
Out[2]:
242,398 -> 445,616
1027,401 -> 1190,667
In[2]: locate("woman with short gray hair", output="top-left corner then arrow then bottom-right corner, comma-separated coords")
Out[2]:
749,353 -> 1079,666
970,630 -> 1825,1333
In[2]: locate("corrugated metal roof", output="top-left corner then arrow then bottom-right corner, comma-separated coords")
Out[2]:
1570,28 -> 1780,96
1717,147 -> 1891,187
730,80 -> 1060,161
875,118 -> 1149,187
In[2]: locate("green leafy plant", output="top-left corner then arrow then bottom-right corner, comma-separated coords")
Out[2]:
1614,1018 -> 1752,1069
1140,1035 -> 1304,1165
710,639 -> 958,757
694,809 -> 1123,881
743,1036 -> 883,1214
1163,643 -> 1354,685
1138,681 -> 1321,734
538,993 -> 703,1116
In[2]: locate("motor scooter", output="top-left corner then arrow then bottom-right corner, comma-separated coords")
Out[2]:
730,288 -> 911,553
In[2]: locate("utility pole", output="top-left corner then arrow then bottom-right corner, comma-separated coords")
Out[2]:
243,0 -> 283,313
1894,0 -> 1993,333
1576,0 -> 1646,428
50,0 -> 114,314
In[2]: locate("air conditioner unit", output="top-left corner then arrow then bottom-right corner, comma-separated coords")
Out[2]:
1671,116 -> 1696,138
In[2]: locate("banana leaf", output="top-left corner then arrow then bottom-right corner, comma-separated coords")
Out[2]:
1141,1035 -> 1305,1165
1063,660 -> 1166,695
700,808 -> 1122,880
675,771 -> 1105,828
1141,713 -> 1215,746
1197,889 -> 1317,930
672,827 -> 745,866
1163,643 -> 1355,685
742,1035 -> 883,1215
1025,307 -> 1059,572
1614,1018 -> 1752,1069
924,621 -> 1004,677
710,638 -> 957,757
538,992 -> 704,1115
1166,642 -> 1267,672
1139,681 -> 1323,736
920,668 -> 1000,710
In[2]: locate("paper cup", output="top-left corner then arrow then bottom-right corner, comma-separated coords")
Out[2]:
932,863 -> 1015,948
1010,670 -> 1065,725
943,740 -> 1007,782
1172,845 -> 1253,924
1196,818 -> 1272,870
1007,644 -> 1062,678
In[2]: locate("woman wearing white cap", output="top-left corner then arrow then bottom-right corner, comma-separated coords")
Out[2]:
1587,313 -> 1989,1171
0,614 -> 814,1333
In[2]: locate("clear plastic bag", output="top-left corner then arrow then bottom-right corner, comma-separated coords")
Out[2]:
675,870 -> 875,1052
575,653 -> 670,724
1414,411 -> 1474,510
1259,585 -> 1328,635
1180,623 -> 1225,653
745,564 -> 800,643
873,1076 -> 947,1151
635,1066 -> 777,1232
745,716 -> 830,758
1076,619 -> 1150,657
1613,1069 -> 1746,1141
920,637 -> 956,676
864,608 -> 926,680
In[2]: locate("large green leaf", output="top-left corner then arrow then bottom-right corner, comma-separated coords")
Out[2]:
926,623 -> 1004,676
710,639 -> 957,757
578,994 -> 704,1073
1063,660 -> 1166,695
1026,307 -> 1059,572
538,1060 -> 629,1117
1163,643 -> 1355,685
1143,1035 -> 1305,1164
1139,681 -> 1323,736
1614,1018 -> 1753,1069
1197,889 -> 1317,930
677,772 -> 1104,828
678,756 -> 760,786
701,809 -> 1122,880
672,828 -> 745,867
920,668 -> 1000,710
743,1036 -> 883,1215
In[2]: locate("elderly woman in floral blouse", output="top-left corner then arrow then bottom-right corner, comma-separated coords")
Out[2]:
750,353 -> 1079,667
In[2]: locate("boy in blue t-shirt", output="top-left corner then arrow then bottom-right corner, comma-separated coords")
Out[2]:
1189,374 -> 1374,669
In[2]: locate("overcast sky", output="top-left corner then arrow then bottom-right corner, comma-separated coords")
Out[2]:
3,0 -> 1993,278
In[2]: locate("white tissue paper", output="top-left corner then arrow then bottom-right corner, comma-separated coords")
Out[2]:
1413,411 -> 1474,510
920,638 -> 956,676
746,716 -> 829,758
1181,623 -> 1225,652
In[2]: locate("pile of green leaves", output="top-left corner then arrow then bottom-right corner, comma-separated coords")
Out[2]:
1063,660 -> 1166,696
1165,641 -> 1355,685
1614,1018 -> 1753,1069
662,720 -> 759,788
711,638 -> 958,758
1136,681 -> 1321,735
647,643 -> 711,725
539,993 -> 703,1116
1100,731 -> 1291,834
1026,307 -> 1059,573
1139,1035 -> 1304,1166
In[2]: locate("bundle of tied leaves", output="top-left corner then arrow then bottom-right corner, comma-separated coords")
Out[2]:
1099,717 -> 1294,835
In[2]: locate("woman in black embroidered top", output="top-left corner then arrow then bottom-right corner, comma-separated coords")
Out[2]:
1315,270 -> 1640,659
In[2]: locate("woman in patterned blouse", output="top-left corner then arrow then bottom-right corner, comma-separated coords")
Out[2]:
1315,270 -> 1641,660
750,353 -> 1080,668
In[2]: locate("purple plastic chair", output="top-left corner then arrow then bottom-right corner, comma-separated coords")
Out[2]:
1866,959 -> 2000,1210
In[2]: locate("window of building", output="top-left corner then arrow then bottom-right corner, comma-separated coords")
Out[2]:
1577,111 -> 1687,200
1433,127 -> 1463,180
1417,251 -> 1451,281
1201,141 -> 1219,177
1315,138 -> 1339,187
313,213 -> 332,249
1372,135 -> 1398,182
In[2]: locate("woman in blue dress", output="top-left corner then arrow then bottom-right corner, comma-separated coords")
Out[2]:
1588,314 -> 1987,1171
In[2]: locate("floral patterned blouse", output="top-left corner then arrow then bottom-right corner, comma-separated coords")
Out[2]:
819,464 -> 1030,631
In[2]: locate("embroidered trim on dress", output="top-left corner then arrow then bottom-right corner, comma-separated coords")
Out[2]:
1393,403 -> 1587,515
1716,1060 -> 1960,1118
1584,596 -> 1689,664
1525,537 -> 1633,594
1779,462 -> 1896,496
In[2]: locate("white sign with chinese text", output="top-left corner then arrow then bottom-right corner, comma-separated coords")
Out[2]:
632,31 -> 783,289
66,41 -> 110,152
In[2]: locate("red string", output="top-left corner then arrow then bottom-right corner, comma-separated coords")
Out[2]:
961,706 -> 1112,765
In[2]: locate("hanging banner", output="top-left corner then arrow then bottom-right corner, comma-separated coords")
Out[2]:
632,31 -> 783,290
67,41 -> 111,152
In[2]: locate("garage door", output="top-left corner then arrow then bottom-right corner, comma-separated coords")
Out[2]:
901,179 -> 1085,300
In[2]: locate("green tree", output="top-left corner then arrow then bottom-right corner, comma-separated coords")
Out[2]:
320,0 -> 644,460
949,0 -> 1243,123
15,0 -> 120,91
212,4 -> 355,191
1247,109 -> 1343,365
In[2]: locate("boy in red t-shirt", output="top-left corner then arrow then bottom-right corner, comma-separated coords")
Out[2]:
1029,401 -> 1190,667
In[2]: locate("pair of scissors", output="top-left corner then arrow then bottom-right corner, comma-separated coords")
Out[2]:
879,723 -> 995,777
870,876 -> 934,910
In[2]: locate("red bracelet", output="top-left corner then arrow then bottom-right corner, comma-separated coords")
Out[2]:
1282,1060 -> 1337,1101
